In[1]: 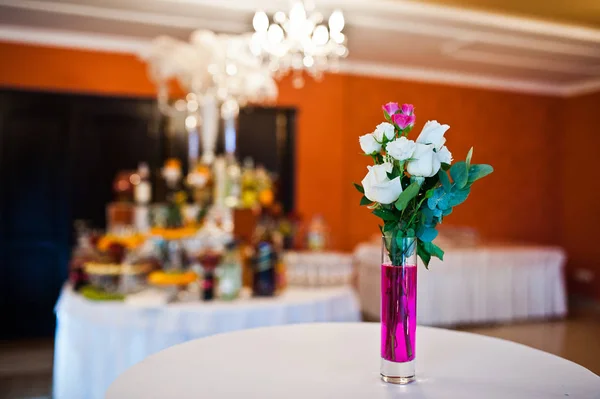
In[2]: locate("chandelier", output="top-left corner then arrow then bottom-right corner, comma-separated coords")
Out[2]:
142,30 -> 277,118
251,1 -> 348,88
140,30 -> 278,164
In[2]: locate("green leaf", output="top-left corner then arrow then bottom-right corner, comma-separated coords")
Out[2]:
429,186 -> 470,210
383,223 -> 396,233
394,182 -> 421,211
360,196 -> 372,206
353,183 -> 364,194
406,228 -> 415,237
425,188 -> 435,198
417,241 -> 431,268
427,187 -> 445,210
447,188 -> 470,207
423,241 -> 444,261
466,147 -> 473,169
422,206 -> 436,220
450,161 -> 468,189
442,207 -> 453,216
386,168 -> 400,180
467,164 -> 494,184
373,208 -> 397,221
395,230 -> 404,249
438,170 -> 451,193
417,226 -> 438,242
441,162 -> 451,171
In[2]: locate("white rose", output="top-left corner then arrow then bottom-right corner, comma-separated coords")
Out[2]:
409,120 -> 453,176
407,143 -> 440,177
416,120 -> 450,150
373,122 -> 396,142
437,146 -> 453,164
361,162 -> 403,205
359,133 -> 381,154
386,136 -> 416,161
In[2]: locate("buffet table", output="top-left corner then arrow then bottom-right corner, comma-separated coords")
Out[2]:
53,286 -> 360,399
107,323 -> 600,399
355,243 -> 567,325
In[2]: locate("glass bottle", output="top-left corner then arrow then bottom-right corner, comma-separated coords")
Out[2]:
306,215 -> 328,251
251,223 -> 277,297
134,163 -> 152,233
198,251 -> 221,301
134,162 -> 152,205
217,241 -> 243,300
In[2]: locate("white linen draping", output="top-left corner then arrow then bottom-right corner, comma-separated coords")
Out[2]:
355,243 -> 567,325
53,286 -> 360,399
107,323 -> 600,399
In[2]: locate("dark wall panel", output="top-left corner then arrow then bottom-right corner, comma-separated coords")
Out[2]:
0,89 -> 296,338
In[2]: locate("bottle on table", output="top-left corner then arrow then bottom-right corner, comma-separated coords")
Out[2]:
224,154 -> 241,208
69,225 -> 97,291
251,223 -> 278,297
107,170 -> 137,232
217,241 -> 243,300
134,163 -> 152,205
198,251 -> 222,301
306,215 -> 328,251
133,162 -> 152,232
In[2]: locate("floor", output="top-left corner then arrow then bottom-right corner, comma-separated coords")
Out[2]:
0,311 -> 598,399
461,308 -> 600,375
0,339 -> 53,399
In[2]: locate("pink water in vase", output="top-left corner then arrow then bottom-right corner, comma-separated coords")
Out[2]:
380,264 -> 417,362
380,235 -> 418,384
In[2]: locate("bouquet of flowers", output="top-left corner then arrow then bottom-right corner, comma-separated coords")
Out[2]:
354,102 -> 493,267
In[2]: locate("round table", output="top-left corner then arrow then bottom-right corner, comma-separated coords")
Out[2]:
107,323 -> 600,399
53,287 -> 360,399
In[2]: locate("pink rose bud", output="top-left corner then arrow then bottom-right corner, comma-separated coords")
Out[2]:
382,102 -> 400,116
392,113 -> 416,129
401,104 -> 414,116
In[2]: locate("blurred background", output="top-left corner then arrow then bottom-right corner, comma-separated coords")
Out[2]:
0,0 -> 599,398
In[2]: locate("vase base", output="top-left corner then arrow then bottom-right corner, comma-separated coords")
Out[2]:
380,374 -> 415,384
380,358 -> 415,384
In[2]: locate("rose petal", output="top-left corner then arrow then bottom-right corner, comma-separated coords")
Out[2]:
401,104 -> 414,116
382,102 -> 400,116
416,120 -> 450,150
392,113 -> 415,130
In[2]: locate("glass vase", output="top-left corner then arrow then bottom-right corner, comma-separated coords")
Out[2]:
380,235 -> 417,384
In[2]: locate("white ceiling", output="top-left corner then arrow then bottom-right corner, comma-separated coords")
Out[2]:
1,0 -> 599,96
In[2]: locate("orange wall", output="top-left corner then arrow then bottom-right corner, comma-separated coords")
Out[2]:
0,43 -> 157,96
0,41 -> 565,254
564,91 -> 600,299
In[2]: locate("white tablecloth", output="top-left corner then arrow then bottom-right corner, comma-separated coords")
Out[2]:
107,323 -> 600,399
355,243 -> 567,325
53,286 -> 360,399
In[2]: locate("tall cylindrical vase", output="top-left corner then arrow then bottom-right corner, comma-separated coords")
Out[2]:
380,235 -> 417,384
